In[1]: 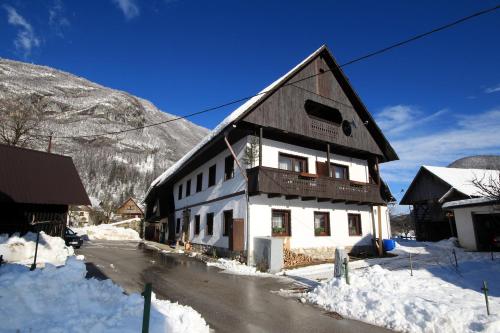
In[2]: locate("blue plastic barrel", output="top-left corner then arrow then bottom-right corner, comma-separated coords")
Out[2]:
383,239 -> 396,251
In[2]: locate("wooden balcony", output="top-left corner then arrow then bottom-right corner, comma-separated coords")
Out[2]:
247,167 -> 385,205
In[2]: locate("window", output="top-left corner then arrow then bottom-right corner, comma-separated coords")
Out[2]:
208,164 -> 216,187
176,218 -> 181,234
196,173 -> 203,192
224,156 -> 234,180
186,179 -> 191,197
278,153 -> 307,173
271,210 -> 291,236
178,184 -> 183,200
330,163 -> 349,180
223,210 -> 232,237
304,99 -> 343,125
314,212 -> 330,236
206,213 -> 214,236
348,214 -> 362,236
194,215 -> 200,235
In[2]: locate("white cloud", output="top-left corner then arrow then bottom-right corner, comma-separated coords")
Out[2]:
381,108 -> 500,184
112,0 -> 140,19
375,104 -> 447,136
3,5 -> 40,57
49,0 -> 70,37
484,84 -> 500,94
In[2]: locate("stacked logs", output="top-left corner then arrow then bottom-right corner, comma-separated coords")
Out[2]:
283,248 -> 314,267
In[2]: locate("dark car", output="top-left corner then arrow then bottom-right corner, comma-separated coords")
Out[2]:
64,227 -> 83,248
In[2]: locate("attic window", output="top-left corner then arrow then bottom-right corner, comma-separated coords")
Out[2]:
304,100 -> 342,125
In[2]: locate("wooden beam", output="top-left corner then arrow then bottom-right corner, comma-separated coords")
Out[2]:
224,135 -> 248,183
301,196 -> 316,201
285,195 -> 299,200
331,199 -> 344,203
326,143 -> 331,177
259,127 -> 263,167
267,193 -> 281,198
317,198 -> 331,202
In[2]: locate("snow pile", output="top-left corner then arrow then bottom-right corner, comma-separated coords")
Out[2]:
207,258 -> 268,276
74,224 -> 141,241
307,239 -> 500,333
0,258 -> 209,332
0,232 -> 74,266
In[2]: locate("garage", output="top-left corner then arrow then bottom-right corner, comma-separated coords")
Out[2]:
473,213 -> 500,251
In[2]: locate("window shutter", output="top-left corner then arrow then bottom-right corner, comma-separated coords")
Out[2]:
316,161 -> 329,177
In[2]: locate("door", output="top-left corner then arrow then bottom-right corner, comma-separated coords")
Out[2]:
231,218 -> 245,251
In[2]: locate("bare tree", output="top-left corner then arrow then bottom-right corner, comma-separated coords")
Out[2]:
242,136 -> 259,168
0,96 -> 45,147
472,172 -> 500,201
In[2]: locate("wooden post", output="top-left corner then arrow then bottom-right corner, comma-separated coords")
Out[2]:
30,231 -> 40,271
326,143 -> 331,177
47,134 -> 53,153
375,157 -> 383,256
258,127 -> 263,167
142,282 -> 152,332
482,281 -> 490,316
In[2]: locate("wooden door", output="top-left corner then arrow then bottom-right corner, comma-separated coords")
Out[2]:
316,161 -> 329,177
231,218 -> 245,252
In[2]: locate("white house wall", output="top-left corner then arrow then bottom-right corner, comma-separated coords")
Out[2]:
453,205 -> 497,251
173,137 -> 248,247
260,137 -> 369,182
248,194 -> 390,253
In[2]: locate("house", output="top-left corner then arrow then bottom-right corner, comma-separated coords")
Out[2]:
144,45 -> 397,265
68,205 -> 92,227
443,198 -> 499,251
115,197 -> 144,219
400,165 -> 500,241
0,144 -> 90,237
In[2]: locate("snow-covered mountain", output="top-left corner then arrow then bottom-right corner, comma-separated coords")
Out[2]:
0,58 -> 209,204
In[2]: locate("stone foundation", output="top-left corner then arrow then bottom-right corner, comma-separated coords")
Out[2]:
293,245 -> 375,260
189,243 -> 246,262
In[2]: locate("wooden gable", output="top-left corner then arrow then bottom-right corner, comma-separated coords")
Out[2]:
116,198 -> 143,215
242,49 -> 384,158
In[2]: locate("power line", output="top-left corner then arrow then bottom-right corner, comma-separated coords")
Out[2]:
41,4 -> 500,140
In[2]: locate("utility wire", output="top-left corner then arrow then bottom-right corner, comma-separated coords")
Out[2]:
38,4 -> 500,140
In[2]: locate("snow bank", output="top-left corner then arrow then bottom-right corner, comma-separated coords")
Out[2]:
0,232 -> 74,266
0,258 -> 209,332
74,224 -> 141,241
307,239 -> 500,333
207,258 -> 268,276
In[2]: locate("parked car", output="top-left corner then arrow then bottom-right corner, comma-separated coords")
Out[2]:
64,227 -> 83,248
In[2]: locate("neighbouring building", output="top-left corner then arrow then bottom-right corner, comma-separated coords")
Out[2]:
443,198 -> 499,251
400,165 -> 500,242
0,144 -> 90,237
68,205 -> 92,227
115,197 -> 144,219
144,45 -> 397,266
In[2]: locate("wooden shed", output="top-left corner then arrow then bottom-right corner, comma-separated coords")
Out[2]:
0,144 -> 90,237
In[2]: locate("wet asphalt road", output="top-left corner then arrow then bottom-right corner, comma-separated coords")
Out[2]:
77,241 -> 392,333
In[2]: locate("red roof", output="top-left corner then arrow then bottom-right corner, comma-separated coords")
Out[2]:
0,144 -> 90,205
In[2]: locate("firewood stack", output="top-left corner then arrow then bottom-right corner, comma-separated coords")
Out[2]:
283,248 -> 314,267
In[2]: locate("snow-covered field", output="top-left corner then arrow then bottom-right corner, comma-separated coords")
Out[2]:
0,233 -> 209,332
73,224 -> 141,241
0,232 -> 74,266
299,239 -> 500,333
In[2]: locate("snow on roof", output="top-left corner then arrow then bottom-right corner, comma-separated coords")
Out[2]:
423,165 -> 500,197
442,197 -> 499,209
146,45 -> 325,196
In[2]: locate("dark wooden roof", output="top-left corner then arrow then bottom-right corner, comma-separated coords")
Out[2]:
0,144 -> 91,205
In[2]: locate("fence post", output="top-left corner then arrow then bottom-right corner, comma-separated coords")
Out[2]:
452,249 -> 458,268
481,281 -> 490,316
30,231 -> 40,271
409,252 -> 413,276
343,258 -> 350,285
142,282 -> 152,332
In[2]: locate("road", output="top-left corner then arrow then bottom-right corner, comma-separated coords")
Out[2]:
77,241 -> 392,333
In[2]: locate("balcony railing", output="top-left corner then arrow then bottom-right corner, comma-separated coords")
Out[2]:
247,167 -> 384,204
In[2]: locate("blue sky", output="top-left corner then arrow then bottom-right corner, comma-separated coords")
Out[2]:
1,0 -> 499,209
